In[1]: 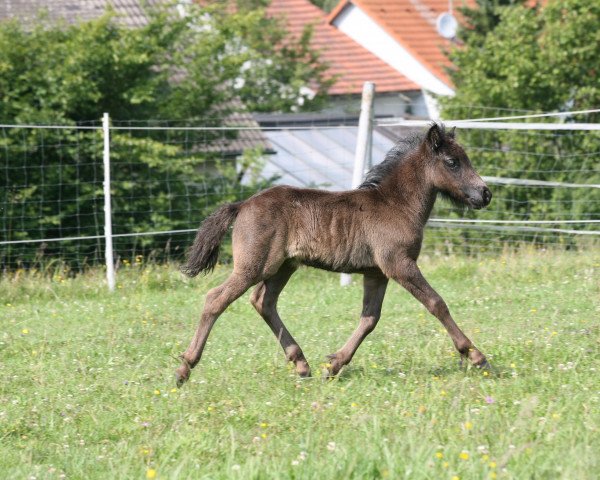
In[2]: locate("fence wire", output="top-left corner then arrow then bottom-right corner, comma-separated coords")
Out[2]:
1,117 -> 598,273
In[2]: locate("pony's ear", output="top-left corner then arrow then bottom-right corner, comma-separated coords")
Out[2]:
449,126 -> 456,138
426,123 -> 445,151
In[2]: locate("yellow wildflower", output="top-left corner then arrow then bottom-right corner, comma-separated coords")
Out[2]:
464,421 -> 473,430
489,461 -> 497,469
22,328 -> 29,335
153,389 -> 160,395
146,468 -> 156,479
459,451 -> 469,460
442,462 -> 449,468
140,446 -> 151,456
435,452 -> 443,459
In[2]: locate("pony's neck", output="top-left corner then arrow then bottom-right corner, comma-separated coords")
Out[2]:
381,151 -> 437,228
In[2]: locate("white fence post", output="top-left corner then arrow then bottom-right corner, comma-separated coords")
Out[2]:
341,82 -> 375,286
102,112 -> 116,291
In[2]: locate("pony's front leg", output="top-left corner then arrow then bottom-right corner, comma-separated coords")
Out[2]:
325,273 -> 388,376
391,259 -> 489,369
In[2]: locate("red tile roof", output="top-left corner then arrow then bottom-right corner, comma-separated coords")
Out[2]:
328,0 -> 473,87
267,0 -> 418,95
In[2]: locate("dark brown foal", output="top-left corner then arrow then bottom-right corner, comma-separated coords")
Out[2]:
175,123 -> 492,386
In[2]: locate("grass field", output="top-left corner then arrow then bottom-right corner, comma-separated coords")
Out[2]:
1,250 -> 599,479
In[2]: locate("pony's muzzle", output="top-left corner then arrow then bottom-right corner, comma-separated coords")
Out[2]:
465,186 -> 492,209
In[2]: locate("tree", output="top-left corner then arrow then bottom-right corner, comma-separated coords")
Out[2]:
446,0 -> 600,115
0,2 -> 332,269
455,0 -> 528,46
439,0 -> 600,248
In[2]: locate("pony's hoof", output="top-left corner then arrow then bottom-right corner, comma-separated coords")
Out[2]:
175,364 -> 190,388
476,358 -> 493,372
458,356 -> 492,373
322,354 -> 342,378
297,362 -> 312,378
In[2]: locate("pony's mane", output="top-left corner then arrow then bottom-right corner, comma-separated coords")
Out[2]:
358,123 -> 452,190
358,134 -> 423,189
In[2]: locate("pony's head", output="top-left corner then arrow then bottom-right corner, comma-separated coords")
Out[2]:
424,123 -> 492,209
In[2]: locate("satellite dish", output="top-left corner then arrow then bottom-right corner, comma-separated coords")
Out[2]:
436,12 -> 458,39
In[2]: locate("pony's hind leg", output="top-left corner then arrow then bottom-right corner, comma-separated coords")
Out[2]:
250,262 -> 311,377
326,273 -> 388,376
175,272 -> 255,386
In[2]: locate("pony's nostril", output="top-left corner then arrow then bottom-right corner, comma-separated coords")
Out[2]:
482,187 -> 492,205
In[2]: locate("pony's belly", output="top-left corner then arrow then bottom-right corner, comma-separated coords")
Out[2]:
293,240 -> 376,274
299,257 -> 381,275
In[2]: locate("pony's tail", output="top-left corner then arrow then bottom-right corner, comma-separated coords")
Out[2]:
180,201 -> 243,277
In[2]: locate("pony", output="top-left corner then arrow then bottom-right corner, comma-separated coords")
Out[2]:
175,123 -> 492,385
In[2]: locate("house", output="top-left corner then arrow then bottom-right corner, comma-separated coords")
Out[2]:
327,0 -> 473,118
267,0 -> 427,118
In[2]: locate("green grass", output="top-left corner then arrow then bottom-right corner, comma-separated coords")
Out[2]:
1,250 -> 599,479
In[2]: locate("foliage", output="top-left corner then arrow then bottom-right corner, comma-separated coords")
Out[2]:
0,2 -> 331,269
455,0 -> 529,46
308,0 -> 339,13
1,251 -> 599,478
441,0 -> 600,243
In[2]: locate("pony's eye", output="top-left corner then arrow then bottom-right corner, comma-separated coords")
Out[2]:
444,158 -> 459,169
